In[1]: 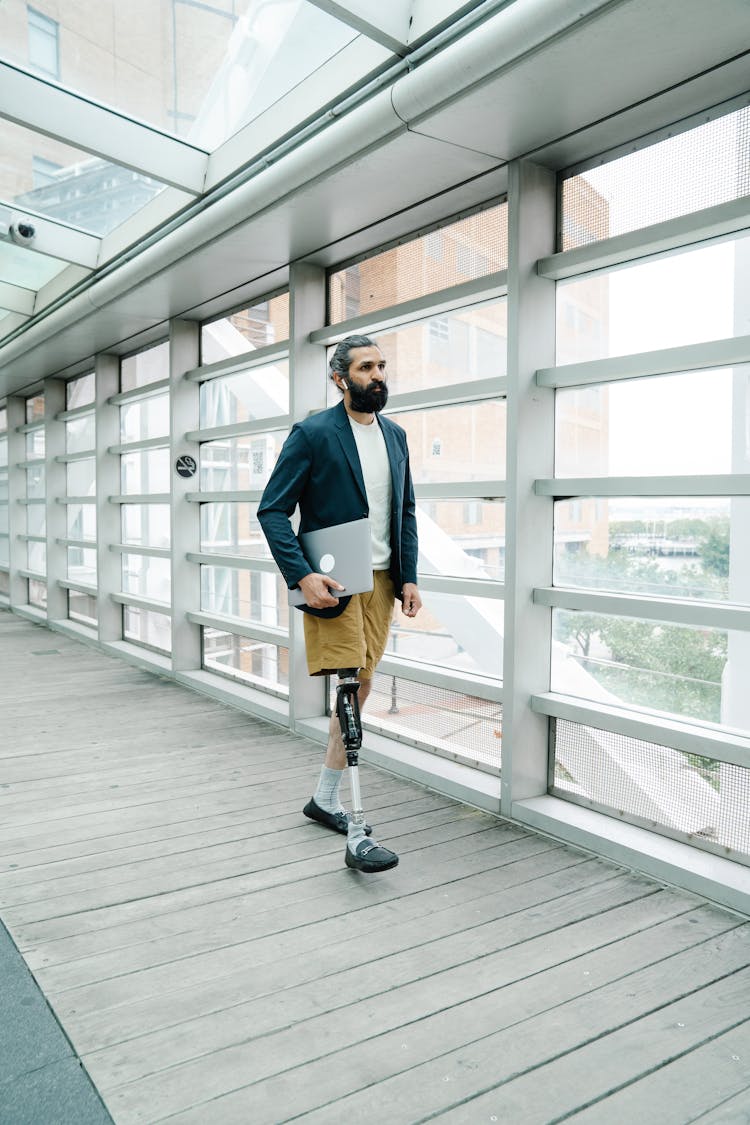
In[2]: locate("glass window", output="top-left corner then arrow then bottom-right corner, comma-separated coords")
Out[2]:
67,503 -> 96,541
120,395 -> 170,442
28,578 -> 46,609
0,435 -> 8,468
66,414 -> 95,454
69,590 -> 97,627
201,294 -> 290,362
418,500 -> 505,582
121,554 -> 171,603
561,106 -> 750,250
328,203 -> 508,322
200,564 -> 284,626
200,502 -> 271,558
120,449 -> 170,494
554,367 -> 744,478
554,497 -> 747,604
123,607 -> 171,654
26,466 -> 45,498
67,458 -> 96,497
387,591 -> 503,681
121,343 -> 169,392
203,629 -> 288,693
396,401 -> 506,484
27,7 -> 59,78
26,505 -> 45,537
66,373 -> 95,409
199,432 -> 285,491
326,303 -> 507,400
552,608 -> 733,730
200,361 -> 289,428
556,234 -> 746,366
68,546 -> 96,583
121,505 -> 170,549
27,540 -> 46,573
25,428 -> 45,459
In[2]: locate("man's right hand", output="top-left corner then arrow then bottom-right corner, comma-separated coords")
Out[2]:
297,572 -> 346,609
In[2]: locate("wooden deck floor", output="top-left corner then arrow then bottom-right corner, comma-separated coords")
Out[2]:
2,608 -> 750,1124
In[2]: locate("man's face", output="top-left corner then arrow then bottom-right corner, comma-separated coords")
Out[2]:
341,345 -> 388,413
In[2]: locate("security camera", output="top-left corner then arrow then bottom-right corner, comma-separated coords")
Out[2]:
9,221 -> 36,247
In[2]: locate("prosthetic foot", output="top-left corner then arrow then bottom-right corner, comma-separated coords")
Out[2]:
336,670 -> 399,873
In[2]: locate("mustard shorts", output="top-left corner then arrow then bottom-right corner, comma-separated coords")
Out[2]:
303,570 -> 395,678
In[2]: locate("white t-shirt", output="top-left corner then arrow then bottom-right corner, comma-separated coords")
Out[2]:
348,415 -> 392,570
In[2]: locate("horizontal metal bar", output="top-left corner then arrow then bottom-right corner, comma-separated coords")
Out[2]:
184,491 -> 264,504
377,654 -> 503,702
110,543 -> 171,559
185,415 -> 289,444
108,437 -> 170,455
15,422 -> 44,434
538,334 -> 750,389
56,403 -> 95,422
0,279 -> 34,316
385,377 -> 507,414
17,498 -> 46,506
56,495 -> 96,505
0,61 -> 207,193
16,459 -> 45,469
108,494 -> 171,504
531,691 -> 750,770
534,586 -> 750,632
311,271 -> 509,345
110,592 -> 172,615
0,199 -> 100,269
186,611 -> 288,647
18,534 -> 44,543
418,573 -> 504,600
58,579 -> 97,595
54,450 -> 95,463
17,568 -> 45,580
57,537 -> 96,549
184,341 -> 290,383
414,481 -> 506,501
535,475 -> 750,498
108,378 -> 170,406
538,196 -> 750,281
185,552 -> 278,573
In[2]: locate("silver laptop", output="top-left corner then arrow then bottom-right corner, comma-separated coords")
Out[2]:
288,518 -> 373,606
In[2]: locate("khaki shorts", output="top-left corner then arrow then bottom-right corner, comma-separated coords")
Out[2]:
303,570 -> 395,678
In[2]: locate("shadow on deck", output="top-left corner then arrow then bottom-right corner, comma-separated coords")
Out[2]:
1,609 -> 749,1124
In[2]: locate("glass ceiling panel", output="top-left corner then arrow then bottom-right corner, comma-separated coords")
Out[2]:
0,118 -> 170,237
0,241 -> 68,291
0,1 -> 370,152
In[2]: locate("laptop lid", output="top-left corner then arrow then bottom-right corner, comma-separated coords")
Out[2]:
288,518 -> 373,606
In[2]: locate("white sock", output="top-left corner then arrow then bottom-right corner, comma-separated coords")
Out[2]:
313,766 -> 346,813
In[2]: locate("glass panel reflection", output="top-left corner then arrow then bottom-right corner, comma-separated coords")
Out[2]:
201,293 -> 290,362
121,504 -> 170,548
121,342 -> 169,392
201,564 -> 287,628
199,432 -> 286,490
123,606 -> 171,654
387,592 -> 503,680
67,503 -> 96,540
69,590 -> 97,627
66,414 -> 95,454
120,395 -> 169,442
396,401 -> 506,483
121,554 -> 171,602
200,502 -> 271,558
68,546 -> 96,583
200,361 -> 289,428
204,629 -> 288,692
120,449 -> 170,493
66,373 -> 95,409
418,499 -> 505,582
67,458 -> 96,496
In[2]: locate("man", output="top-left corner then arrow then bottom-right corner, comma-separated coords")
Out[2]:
258,335 -> 421,873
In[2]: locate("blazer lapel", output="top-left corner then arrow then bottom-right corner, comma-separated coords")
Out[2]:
334,401 -> 368,507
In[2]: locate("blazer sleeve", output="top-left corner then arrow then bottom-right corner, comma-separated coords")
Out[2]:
257,425 -> 314,590
399,441 -> 419,589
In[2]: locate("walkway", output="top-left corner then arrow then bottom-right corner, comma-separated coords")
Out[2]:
1,609 -> 750,1124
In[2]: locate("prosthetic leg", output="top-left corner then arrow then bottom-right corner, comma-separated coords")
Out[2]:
336,669 -> 399,873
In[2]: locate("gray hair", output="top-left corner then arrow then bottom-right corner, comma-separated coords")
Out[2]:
329,335 -> 377,383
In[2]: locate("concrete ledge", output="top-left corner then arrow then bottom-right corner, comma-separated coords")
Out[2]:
513,794 -> 750,918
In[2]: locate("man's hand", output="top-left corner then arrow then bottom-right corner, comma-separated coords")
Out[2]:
401,583 -> 422,618
298,572 -> 345,609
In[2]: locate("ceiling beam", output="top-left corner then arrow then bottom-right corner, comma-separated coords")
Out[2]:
0,62 -> 208,195
0,281 -> 34,316
0,202 -> 101,269
304,0 -> 411,54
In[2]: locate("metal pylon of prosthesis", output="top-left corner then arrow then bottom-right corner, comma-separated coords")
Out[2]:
336,670 -> 366,830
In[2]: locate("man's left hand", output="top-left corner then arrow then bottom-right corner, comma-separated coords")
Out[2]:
401,583 -> 422,618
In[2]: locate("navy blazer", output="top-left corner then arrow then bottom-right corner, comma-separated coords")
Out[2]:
257,400 -> 418,617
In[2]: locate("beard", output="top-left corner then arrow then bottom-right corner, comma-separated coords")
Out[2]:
347,379 -> 388,413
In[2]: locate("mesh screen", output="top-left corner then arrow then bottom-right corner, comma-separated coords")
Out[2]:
561,105 -> 750,250
335,673 -> 502,772
328,203 -> 508,324
552,718 -> 750,864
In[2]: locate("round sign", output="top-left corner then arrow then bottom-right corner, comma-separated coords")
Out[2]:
175,455 -> 197,479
